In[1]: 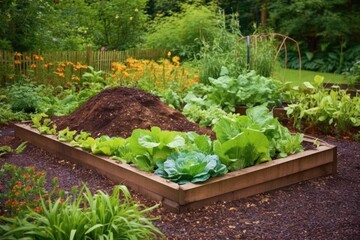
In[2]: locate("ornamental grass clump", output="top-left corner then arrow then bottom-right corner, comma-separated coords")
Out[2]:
0,184 -> 164,239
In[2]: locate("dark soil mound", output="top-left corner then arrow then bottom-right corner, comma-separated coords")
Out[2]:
52,87 -> 214,138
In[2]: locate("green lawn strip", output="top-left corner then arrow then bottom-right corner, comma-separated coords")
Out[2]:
273,68 -> 346,87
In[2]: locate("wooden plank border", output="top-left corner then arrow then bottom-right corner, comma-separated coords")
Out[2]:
14,123 -> 337,212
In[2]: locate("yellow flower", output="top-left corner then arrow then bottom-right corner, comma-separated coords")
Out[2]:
172,56 -> 180,65
167,51 -> 171,57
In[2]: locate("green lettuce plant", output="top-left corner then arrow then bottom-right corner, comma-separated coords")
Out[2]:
126,127 -> 187,172
155,150 -> 227,185
212,105 -> 304,170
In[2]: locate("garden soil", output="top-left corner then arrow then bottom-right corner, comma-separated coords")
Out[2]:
51,87 -> 214,139
1,87 -> 360,239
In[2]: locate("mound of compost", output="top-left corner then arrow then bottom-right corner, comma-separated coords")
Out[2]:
52,87 -> 214,138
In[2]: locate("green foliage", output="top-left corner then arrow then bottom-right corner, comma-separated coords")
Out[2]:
47,0 -> 97,51
344,59 -> 360,84
90,136 -> 128,156
145,3 -> 220,59
213,128 -> 271,171
126,127 -> 187,172
269,0 -> 360,73
0,103 -> 28,124
285,75 -> 360,133
196,12 -> 278,83
31,114 -> 57,135
93,0 -> 148,50
0,0 -> 55,51
0,141 -> 27,157
181,68 -> 283,126
155,150 -> 227,185
212,105 -> 304,163
196,13 -> 245,83
0,184 -> 164,239
6,80 -> 40,113
58,127 -> 77,142
245,106 -> 304,158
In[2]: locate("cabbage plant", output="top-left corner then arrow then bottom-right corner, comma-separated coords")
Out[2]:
155,150 -> 227,185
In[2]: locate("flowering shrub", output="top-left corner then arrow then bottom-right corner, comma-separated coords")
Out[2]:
111,54 -> 199,94
12,52 -> 88,86
0,163 -> 66,217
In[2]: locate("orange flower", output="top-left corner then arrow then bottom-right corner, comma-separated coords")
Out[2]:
34,206 -> 42,213
33,54 -> 39,60
15,52 -> 22,57
31,63 -> 37,69
57,73 -> 65,78
25,56 -> 30,60
56,67 -> 64,72
122,71 -> 130,78
14,60 -> 21,65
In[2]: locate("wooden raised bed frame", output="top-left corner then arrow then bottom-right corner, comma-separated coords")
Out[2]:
15,123 -> 337,213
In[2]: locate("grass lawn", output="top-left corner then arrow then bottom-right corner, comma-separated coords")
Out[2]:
273,68 -> 347,86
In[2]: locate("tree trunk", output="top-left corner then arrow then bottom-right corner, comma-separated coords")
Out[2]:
260,0 -> 268,26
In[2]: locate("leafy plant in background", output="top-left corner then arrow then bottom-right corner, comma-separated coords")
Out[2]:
6,79 -> 40,113
155,150 -> 227,185
181,68 -> 283,125
0,184 -> 164,239
145,3 -> 220,59
344,59 -> 360,85
285,75 -> 360,134
0,103 -> 28,124
196,12 -> 246,84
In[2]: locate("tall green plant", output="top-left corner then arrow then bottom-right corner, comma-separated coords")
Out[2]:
0,184 -> 164,239
145,3 -> 220,59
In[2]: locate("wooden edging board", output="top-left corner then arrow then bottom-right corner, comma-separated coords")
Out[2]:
14,123 -> 337,213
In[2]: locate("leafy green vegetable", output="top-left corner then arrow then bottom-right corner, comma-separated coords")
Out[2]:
58,127 -> 77,142
90,136 -> 127,156
213,129 -> 271,171
31,113 -> 57,135
155,151 -> 227,185
212,105 -> 304,164
127,127 -> 187,172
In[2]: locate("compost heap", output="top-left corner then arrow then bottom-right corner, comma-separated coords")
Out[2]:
52,87 -> 214,138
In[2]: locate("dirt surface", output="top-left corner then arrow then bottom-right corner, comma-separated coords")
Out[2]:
1,87 -> 360,239
52,87 -> 214,139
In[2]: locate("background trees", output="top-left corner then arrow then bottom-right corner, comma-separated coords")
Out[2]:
0,0 -> 359,73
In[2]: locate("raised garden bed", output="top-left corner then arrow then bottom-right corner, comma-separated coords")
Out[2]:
323,83 -> 360,97
235,106 -> 288,119
15,123 -> 337,213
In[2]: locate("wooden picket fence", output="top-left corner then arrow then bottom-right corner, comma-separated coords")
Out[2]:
0,48 -> 168,86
